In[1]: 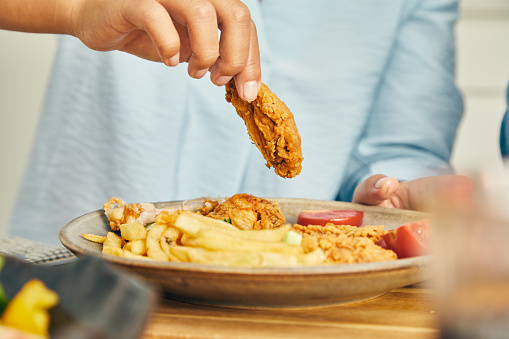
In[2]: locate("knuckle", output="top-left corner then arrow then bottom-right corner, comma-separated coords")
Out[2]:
159,41 -> 180,58
192,51 -> 219,68
228,2 -> 251,24
206,52 -> 220,64
221,57 -> 246,73
138,3 -> 163,23
190,1 -> 216,21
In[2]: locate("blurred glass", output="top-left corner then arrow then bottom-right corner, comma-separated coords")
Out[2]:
432,170 -> 509,339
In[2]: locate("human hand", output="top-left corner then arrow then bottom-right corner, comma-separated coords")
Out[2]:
352,174 -> 473,212
68,0 -> 261,101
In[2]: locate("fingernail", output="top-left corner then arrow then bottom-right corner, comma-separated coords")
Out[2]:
375,177 -> 389,189
243,81 -> 258,101
167,53 -> 180,67
215,75 -> 233,86
194,69 -> 208,79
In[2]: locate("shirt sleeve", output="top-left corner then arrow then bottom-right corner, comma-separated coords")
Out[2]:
337,0 -> 464,202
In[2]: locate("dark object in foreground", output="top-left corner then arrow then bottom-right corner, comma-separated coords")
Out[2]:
0,255 -> 156,339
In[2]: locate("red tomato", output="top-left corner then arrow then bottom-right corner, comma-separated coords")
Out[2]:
379,219 -> 430,258
296,210 -> 364,227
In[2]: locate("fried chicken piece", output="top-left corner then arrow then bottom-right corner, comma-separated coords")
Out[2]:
196,200 -> 220,215
203,193 -> 286,230
294,224 -> 397,264
225,79 -> 303,178
103,197 -> 143,231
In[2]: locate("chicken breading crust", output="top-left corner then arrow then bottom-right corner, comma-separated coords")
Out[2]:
203,193 -> 286,231
293,224 -> 397,264
225,79 -> 304,178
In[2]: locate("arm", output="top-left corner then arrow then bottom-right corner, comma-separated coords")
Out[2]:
0,0 -> 71,34
339,0 -> 463,203
0,0 -> 261,101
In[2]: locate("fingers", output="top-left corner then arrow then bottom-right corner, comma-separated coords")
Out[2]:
184,1 -> 220,77
173,22 -> 191,62
128,0 -> 261,88
158,0 -> 219,77
209,0 -> 251,86
232,20 -> 261,102
206,0 -> 257,89
160,0 -> 260,90
123,0 -> 181,65
352,174 -> 400,207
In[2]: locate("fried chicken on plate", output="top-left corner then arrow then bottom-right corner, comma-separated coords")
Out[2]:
202,193 -> 286,231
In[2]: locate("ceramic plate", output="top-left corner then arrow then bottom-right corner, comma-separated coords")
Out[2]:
60,198 -> 431,309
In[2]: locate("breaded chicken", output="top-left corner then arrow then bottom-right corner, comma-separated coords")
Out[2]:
225,79 -> 303,178
203,193 -> 286,230
293,224 -> 397,264
103,197 -> 143,231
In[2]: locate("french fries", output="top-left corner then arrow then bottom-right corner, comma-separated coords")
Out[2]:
81,233 -> 106,244
181,229 -> 303,255
119,222 -> 147,241
83,206 -> 327,267
103,232 -> 122,248
130,239 -> 147,256
146,224 -> 170,261
175,212 -> 292,242
173,211 -> 238,237
170,246 -> 324,267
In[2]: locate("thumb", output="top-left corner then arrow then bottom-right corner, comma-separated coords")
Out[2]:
352,174 -> 399,206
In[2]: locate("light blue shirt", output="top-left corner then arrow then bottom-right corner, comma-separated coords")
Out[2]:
9,0 -> 463,245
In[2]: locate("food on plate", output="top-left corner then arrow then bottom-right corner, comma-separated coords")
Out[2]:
81,194 -> 425,266
93,204 -> 322,267
378,220 -> 430,259
170,246 -> 324,267
201,193 -> 286,230
293,224 -> 397,264
81,233 -> 106,244
0,272 -> 59,338
296,210 -> 364,227
102,196 -> 202,231
88,194 -> 317,267
225,79 -> 304,179
175,212 -> 291,242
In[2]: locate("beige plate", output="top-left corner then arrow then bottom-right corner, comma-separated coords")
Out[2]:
59,198 -> 431,309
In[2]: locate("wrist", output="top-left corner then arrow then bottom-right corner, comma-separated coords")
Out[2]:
56,0 -> 79,36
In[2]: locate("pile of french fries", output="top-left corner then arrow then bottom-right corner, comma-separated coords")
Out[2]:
82,210 -> 325,267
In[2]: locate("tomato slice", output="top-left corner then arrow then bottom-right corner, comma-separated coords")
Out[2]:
378,219 -> 429,258
296,210 -> 364,227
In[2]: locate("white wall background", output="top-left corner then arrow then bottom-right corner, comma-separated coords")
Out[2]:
0,32 -> 57,236
452,0 -> 509,173
0,0 -> 508,236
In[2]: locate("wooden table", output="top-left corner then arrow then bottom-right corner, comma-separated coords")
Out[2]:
142,284 -> 438,339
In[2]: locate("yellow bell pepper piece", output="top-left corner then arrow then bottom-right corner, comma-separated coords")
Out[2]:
0,279 -> 58,337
